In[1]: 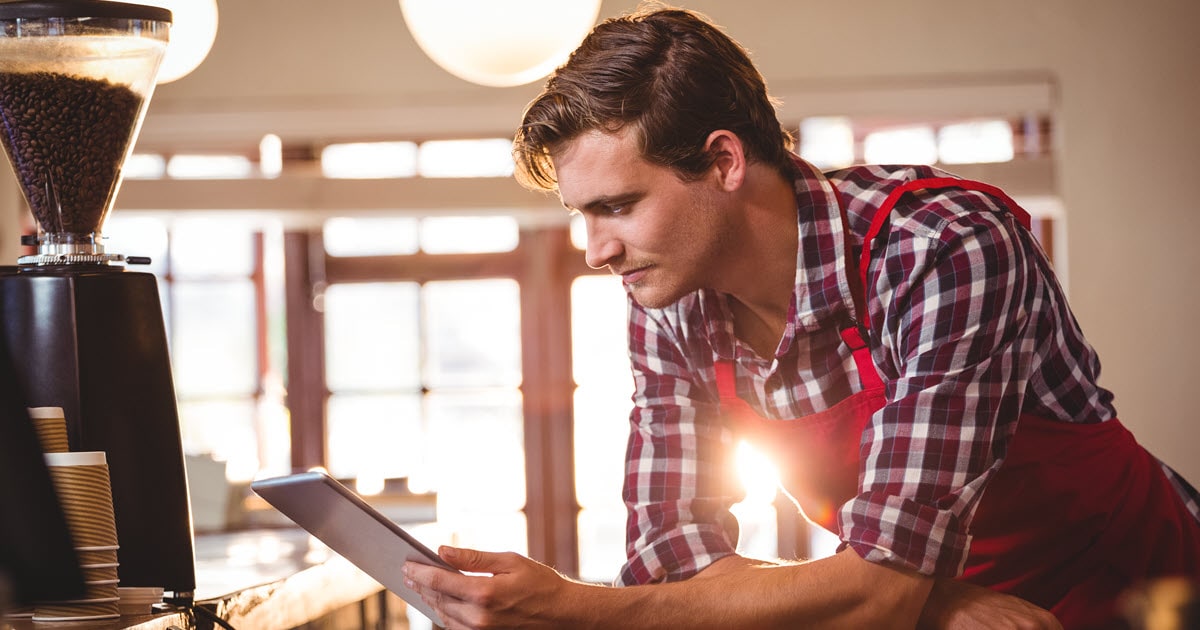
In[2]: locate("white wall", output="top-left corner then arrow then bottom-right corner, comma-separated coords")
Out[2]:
1048,2 -> 1200,484
4,0 -> 1198,480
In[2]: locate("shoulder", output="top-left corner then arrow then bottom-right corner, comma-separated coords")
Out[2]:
826,164 -> 1024,247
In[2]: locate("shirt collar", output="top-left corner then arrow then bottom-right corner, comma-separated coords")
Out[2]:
789,156 -> 859,334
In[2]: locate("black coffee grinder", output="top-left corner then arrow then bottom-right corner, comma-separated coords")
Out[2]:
0,1 -> 195,601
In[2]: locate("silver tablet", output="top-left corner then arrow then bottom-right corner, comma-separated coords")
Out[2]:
250,471 -> 454,626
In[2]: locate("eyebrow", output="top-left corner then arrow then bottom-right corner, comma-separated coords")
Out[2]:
568,192 -> 640,214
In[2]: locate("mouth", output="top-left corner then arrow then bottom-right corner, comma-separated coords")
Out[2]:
618,266 -> 650,285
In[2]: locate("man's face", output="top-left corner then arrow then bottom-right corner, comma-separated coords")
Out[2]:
553,127 -> 733,309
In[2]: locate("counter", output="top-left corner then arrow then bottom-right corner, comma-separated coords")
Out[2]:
3,529 -> 410,630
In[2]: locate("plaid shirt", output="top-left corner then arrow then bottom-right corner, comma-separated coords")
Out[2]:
617,159 -> 1200,585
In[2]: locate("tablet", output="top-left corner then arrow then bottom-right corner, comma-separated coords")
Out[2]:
250,471 -> 455,626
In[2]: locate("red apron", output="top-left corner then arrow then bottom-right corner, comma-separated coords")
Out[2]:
716,178 -> 1200,629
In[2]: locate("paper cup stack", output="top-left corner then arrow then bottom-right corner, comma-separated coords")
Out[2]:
27,406 -> 70,453
34,451 -> 121,622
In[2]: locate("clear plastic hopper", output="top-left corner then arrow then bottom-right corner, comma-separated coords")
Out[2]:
0,1 -> 171,265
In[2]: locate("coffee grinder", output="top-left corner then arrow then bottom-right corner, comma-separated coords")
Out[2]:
0,1 -> 195,601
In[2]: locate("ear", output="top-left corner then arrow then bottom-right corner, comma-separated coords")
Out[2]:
703,130 -> 747,192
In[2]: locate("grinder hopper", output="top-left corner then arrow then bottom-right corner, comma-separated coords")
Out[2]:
0,0 -> 170,265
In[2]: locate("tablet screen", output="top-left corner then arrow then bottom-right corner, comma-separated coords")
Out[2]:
251,471 -> 455,626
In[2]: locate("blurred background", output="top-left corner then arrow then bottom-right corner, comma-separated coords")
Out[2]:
1,0 -> 1196,590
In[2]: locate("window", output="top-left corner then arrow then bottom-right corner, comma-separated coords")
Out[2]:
321,142 -> 419,179
167,154 -> 256,179
937,120 -> 1015,164
319,138 -> 515,180
862,126 -> 939,165
422,216 -> 519,254
571,275 -> 631,581
324,217 -> 420,257
799,117 -> 856,170
323,281 -> 422,482
124,153 -> 166,179
103,214 -> 290,489
417,139 -> 515,178
799,116 -> 1024,169
317,217 -> 529,555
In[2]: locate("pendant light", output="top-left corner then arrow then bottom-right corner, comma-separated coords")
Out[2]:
398,0 -> 601,88
108,0 -> 219,84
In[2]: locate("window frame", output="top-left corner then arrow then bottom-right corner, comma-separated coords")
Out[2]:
284,224 -> 598,576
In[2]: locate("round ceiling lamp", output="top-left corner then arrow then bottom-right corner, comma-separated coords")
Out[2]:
114,0 -> 219,84
398,0 -> 602,88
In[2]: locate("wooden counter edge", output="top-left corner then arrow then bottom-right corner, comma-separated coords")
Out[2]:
200,555 -> 386,630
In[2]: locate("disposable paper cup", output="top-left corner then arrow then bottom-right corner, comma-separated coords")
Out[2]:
27,407 -> 69,453
43,452 -> 119,548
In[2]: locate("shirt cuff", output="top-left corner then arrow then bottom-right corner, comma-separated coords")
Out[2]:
615,523 -> 738,586
839,492 -> 973,577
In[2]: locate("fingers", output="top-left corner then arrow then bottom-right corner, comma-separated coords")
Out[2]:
404,561 -> 471,628
405,549 -> 557,629
406,558 -> 520,630
439,545 -> 514,574
405,560 -> 476,602
404,546 -> 500,605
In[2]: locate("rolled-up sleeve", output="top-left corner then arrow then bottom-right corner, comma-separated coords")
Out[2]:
616,296 -> 743,586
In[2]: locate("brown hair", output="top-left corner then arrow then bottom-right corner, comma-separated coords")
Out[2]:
513,5 -> 795,191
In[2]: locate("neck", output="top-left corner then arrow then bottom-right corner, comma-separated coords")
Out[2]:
720,163 -> 798,357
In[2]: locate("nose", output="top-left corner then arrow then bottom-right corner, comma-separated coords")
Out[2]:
583,218 -> 622,270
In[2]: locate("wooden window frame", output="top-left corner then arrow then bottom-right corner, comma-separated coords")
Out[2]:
284,225 -> 596,576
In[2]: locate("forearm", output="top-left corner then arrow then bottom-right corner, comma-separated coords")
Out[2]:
566,550 -> 932,630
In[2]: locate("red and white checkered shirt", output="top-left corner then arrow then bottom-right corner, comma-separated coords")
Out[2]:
616,159 -> 1200,585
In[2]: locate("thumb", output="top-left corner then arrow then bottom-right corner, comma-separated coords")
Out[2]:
438,545 -> 510,574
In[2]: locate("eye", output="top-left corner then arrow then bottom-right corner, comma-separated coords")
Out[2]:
606,204 -> 626,215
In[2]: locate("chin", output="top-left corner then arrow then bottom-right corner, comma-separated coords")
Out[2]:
629,284 -> 689,310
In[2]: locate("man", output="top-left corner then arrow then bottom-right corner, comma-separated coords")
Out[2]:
404,7 -> 1200,629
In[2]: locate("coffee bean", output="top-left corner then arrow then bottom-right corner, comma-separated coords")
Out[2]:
0,71 -> 143,235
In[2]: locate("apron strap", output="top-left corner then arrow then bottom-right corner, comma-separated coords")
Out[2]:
839,326 -> 884,391
854,177 -> 1032,331
831,176 -> 883,392
713,360 -> 755,411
